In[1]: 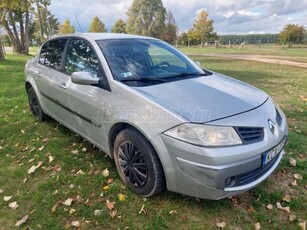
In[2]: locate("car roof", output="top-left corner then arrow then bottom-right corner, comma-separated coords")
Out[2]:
52,33 -> 157,41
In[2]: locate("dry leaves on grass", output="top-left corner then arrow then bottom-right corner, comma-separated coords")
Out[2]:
110,210 -> 117,218
94,209 -> 102,216
289,215 -> 296,222
15,215 -> 28,227
290,158 -> 297,166
276,202 -> 290,212
9,201 -> 19,209
71,220 -> 80,227
0,189 -> 3,194
118,194 -> 126,202
291,180 -> 298,186
4,196 -> 13,201
102,168 -> 109,177
138,204 -> 148,216
282,194 -> 291,203
294,174 -> 303,180
266,204 -> 273,210
63,198 -> 73,206
216,221 -> 226,228
28,161 -> 43,174
299,221 -> 306,230
254,222 -> 261,230
105,200 -> 115,210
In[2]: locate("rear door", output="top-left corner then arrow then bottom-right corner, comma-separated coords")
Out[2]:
33,38 -> 71,120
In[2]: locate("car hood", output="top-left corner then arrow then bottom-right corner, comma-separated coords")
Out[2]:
133,73 -> 268,123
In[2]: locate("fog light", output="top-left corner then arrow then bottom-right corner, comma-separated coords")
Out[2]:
225,176 -> 236,187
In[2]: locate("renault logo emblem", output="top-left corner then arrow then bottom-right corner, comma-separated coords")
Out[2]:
268,119 -> 277,135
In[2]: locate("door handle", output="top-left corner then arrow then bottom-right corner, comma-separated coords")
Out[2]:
59,83 -> 67,89
32,69 -> 42,77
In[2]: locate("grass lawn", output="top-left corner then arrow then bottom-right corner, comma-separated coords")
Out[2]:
0,52 -> 306,229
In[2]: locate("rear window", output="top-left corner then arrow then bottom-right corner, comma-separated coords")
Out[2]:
39,39 -> 67,69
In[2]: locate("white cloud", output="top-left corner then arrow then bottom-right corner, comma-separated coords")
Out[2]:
49,0 -> 307,34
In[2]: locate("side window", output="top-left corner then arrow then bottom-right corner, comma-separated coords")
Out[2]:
65,39 -> 100,77
44,39 -> 67,69
39,42 -> 48,64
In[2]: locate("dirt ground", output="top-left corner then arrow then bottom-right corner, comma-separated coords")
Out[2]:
204,54 -> 307,68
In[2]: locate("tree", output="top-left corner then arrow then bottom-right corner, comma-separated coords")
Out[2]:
88,16 -> 106,33
278,24 -> 306,47
111,19 -> 126,34
178,32 -> 188,46
59,19 -> 75,34
161,11 -> 177,44
126,0 -> 166,38
31,3 -> 59,44
0,0 -> 31,54
189,10 -> 217,47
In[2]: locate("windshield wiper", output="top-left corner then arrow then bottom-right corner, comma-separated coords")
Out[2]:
120,77 -> 166,83
162,72 -> 209,79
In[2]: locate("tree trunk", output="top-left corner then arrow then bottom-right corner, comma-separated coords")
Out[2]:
0,39 -> 5,60
24,10 -> 30,55
8,12 -> 22,53
44,3 -> 52,38
36,0 -> 44,43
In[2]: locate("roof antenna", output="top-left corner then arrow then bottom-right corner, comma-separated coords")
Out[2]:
75,14 -> 83,33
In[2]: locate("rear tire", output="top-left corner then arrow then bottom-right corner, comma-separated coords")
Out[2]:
27,87 -> 47,121
114,128 -> 165,197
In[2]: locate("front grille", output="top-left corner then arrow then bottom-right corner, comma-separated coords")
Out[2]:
226,152 -> 280,188
276,108 -> 282,126
235,127 -> 264,144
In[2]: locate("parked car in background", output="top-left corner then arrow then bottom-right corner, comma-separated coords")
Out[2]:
25,33 -> 288,199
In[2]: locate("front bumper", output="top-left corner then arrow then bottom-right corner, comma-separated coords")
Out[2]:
150,98 -> 288,200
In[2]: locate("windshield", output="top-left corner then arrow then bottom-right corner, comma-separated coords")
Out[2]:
97,39 -> 206,86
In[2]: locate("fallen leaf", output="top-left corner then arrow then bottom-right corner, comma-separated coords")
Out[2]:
4,196 -> 13,201
71,221 -> 80,227
9,201 -> 19,209
94,209 -> 102,216
76,170 -> 85,175
216,221 -> 226,228
21,130 -> 25,134
282,194 -> 291,203
38,145 -> 44,151
84,198 -> 91,206
255,222 -> 261,230
47,153 -> 54,163
107,178 -> 114,184
291,180 -> 298,186
42,138 -> 49,142
276,202 -> 290,212
28,165 -> 36,174
290,158 -> 297,166
71,150 -> 79,155
36,161 -> 43,169
289,215 -> 296,222
63,198 -> 73,206
299,221 -> 306,230
294,174 -> 303,180
102,168 -> 109,177
51,202 -> 60,212
0,189 -> 3,194
169,210 -> 177,215
0,146 -> 3,150
28,158 -> 35,163
69,208 -> 76,215
118,194 -> 126,202
102,185 -> 109,191
105,200 -> 115,210
266,204 -> 273,210
15,215 -> 28,227
69,184 -> 75,189
82,147 -> 87,152
110,210 -> 117,218
138,205 -> 148,216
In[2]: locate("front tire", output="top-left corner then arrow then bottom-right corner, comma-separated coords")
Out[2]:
114,128 -> 165,197
27,87 -> 47,121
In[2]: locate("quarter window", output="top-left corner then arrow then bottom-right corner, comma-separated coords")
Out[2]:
65,39 -> 100,77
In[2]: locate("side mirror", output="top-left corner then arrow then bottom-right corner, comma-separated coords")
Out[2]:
71,72 -> 99,85
195,61 -> 201,67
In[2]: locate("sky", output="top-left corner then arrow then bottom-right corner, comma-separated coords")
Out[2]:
49,0 -> 307,35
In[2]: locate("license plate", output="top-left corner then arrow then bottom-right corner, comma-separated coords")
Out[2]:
262,137 -> 287,165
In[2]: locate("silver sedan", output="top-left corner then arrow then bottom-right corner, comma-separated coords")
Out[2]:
25,33 -> 288,199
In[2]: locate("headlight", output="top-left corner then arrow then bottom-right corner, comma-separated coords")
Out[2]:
164,124 -> 242,147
